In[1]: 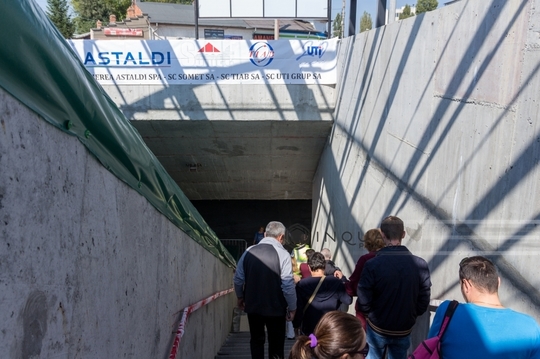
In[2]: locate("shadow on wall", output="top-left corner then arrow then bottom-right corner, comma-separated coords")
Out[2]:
316,0 -> 540,312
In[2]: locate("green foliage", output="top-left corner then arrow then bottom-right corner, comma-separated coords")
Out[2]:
332,13 -> 343,38
141,0 -> 193,3
359,11 -> 372,33
47,0 -> 75,38
399,4 -> 414,20
71,0 -> 131,34
416,0 -> 438,14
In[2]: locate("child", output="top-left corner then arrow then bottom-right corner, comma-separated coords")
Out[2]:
289,311 -> 366,359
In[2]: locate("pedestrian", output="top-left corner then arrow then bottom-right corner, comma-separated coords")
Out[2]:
427,256 -> 540,359
253,226 -> 265,245
234,221 -> 297,359
345,228 -> 385,328
357,216 -> 431,359
293,252 -> 352,337
320,248 -> 346,280
299,248 -> 315,279
289,311 -> 366,359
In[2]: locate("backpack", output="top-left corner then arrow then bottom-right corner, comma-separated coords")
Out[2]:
408,300 -> 459,359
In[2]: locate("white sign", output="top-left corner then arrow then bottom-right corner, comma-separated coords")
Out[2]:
69,40 -> 338,85
198,0 -> 328,18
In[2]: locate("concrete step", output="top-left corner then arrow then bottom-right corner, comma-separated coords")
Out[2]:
215,332 -> 297,359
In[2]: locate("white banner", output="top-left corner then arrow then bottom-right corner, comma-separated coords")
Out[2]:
69,39 -> 338,85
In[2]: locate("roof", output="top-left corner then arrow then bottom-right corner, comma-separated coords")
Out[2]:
138,2 -> 249,28
137,1 -> 317,31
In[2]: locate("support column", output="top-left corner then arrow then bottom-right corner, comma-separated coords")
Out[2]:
348,0 -> 357,36
376,0 -> 386,28
388,0 -> 396,24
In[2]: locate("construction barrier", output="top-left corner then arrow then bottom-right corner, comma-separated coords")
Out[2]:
168,287 -> 235,359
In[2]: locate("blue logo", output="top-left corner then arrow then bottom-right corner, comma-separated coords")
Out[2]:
83,51 -> 171,67
249,42 -> 275,67
296,41 -> 328,61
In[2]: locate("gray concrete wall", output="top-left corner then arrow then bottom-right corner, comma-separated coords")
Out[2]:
313,0 -> 540,324
103,83 -> 335,122
0,87 -> 235,359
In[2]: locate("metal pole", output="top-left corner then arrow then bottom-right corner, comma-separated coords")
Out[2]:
194,0 -> 199,39
327,0 -> 331,38
348,0 -> 357,36
274,19 -> 279,39
376,0 -> 386,28
388,0 -> 396,24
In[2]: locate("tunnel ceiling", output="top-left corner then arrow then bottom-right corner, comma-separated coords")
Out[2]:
131,120 -> 333,200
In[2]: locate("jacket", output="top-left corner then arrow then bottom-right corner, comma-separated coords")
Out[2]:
234,237 -> 297,316
357,245 -> 431,336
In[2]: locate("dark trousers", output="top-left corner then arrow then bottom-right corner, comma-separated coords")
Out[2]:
247,313 -> 286,359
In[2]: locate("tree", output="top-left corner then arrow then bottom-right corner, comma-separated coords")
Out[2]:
416,0 -> 438,14
332,13 -> 343,38
144,0 -> 193,3
71,0 -> 131,34
399,4 -> 414,20
47,0 -> 74,38
359,11 -> 372,33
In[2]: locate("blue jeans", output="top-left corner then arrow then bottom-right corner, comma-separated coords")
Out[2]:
366,325 -> 410,359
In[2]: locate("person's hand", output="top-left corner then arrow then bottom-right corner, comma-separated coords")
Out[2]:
293,274 -> 301,284
237,298 -> 245,311
334,270 -> 343,279
286,309 -> 296,322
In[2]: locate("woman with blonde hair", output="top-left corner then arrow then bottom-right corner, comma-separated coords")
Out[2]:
288,311 -> 366,359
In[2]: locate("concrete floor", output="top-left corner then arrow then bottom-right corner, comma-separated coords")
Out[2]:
217,311 -> 296,359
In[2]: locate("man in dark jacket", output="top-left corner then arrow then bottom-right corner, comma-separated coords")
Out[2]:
357,216 -> 431,359
234,221 -> 297,359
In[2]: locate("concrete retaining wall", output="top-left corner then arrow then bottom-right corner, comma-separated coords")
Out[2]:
313,0 -> 540,323
0,87 -> 234,358
102,83 -> 335,122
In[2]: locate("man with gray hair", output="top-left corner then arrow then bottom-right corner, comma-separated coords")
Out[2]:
234,221 -> 297,359
321,247 -> 345,279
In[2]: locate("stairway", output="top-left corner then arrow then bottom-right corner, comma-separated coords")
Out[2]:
215,331 -> 297,359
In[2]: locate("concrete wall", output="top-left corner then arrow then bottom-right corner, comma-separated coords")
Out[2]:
313,0 -> 540,324
102,83 -> 335,122
0,87 -> 235,359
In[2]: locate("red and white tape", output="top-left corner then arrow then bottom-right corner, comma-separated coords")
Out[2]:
168,287 -> 234,359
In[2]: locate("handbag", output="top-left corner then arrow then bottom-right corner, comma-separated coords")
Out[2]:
303,276 -> 325,314
408,300 -> 459,359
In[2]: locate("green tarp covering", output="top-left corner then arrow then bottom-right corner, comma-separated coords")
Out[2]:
0,0 -> 236,268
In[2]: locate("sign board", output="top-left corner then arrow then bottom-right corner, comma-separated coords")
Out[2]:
204,29 -> 225,39
198,0 -> 328,19
103,28 -> 143,37
69,39 -> 338,85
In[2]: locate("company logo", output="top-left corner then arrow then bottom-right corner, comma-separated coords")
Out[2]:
249,42 -> 274,67
83,51 -> 171,67
296,41 -> 328,61
198,43 -> 220,53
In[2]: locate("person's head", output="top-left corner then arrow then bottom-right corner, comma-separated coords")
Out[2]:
288,311 -> 366,359
380,216 -> 405,242
363,229 -> 385,252
320,248 -> 332,260
265,221 -> 286,243
258,226 -> 265,233
305,249 -> 316,261
459,256 -> 499,294
308,252 -> 326,272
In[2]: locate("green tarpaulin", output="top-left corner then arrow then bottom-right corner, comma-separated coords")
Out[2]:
0,0 -> 236,268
